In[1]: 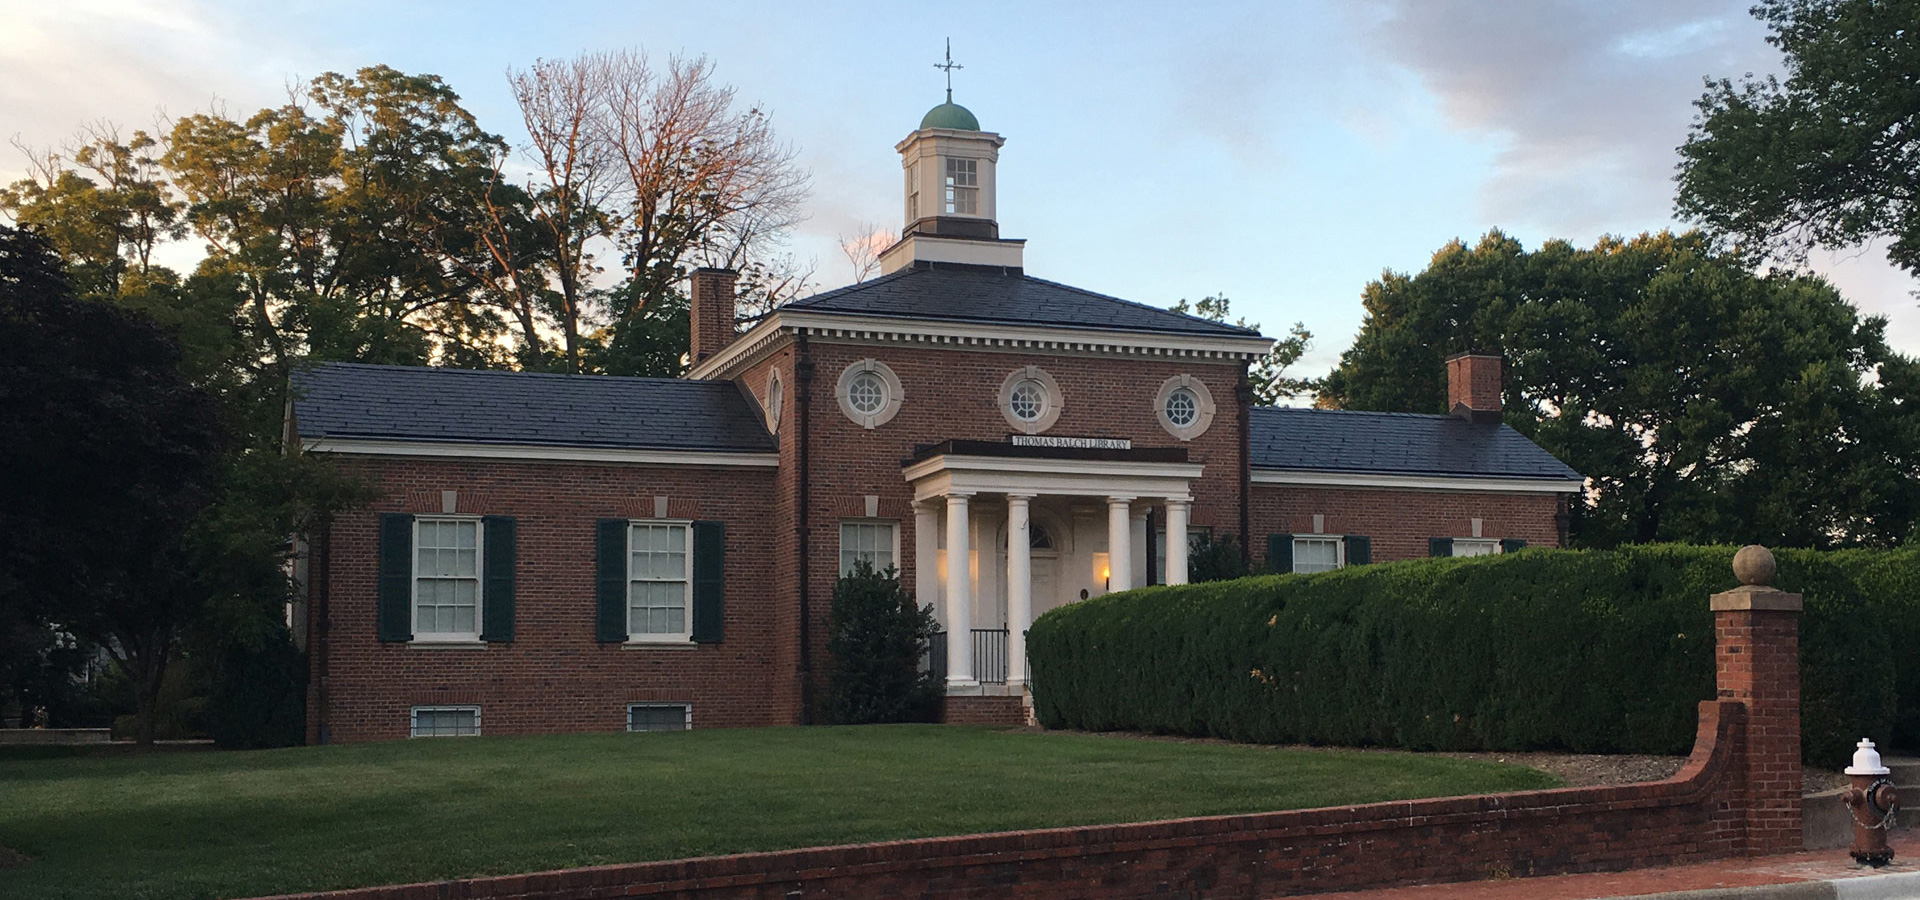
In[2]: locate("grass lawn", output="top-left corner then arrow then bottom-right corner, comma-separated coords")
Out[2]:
0,725 -> 1559,900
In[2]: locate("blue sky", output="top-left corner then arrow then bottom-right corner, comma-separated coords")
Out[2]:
3,0 -> 1915,379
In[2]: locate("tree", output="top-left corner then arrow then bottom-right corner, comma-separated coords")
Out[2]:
1320,230 -> 1920,549
0,225 -> 226,743
1676,0 -> 1920,278
1171,294 -> 1313,405
823,561 -> 941,724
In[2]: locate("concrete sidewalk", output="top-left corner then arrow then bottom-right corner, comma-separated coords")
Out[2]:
1290,836 -> 1920,900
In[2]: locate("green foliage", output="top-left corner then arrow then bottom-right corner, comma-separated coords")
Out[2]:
1318,230 -> 1920,549
1676,0 -> 1920,277
824,562 -> 940,724
1172,294 -> 1313,405
1029,545 -> 1917,765
1188,532 -> 1248,582
206,629 -> 306,749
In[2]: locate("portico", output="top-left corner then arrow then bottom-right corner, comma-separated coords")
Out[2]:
903,440 -> 1203,694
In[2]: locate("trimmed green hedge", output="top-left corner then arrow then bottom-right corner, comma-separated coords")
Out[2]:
1028,545 -> 1918,765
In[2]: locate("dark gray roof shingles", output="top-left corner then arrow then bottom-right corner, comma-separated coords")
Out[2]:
784,262 -> 1263,338
1250,407 -> 1583,481
291,362 -> 776,453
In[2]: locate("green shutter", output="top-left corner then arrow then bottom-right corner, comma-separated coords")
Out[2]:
377,513 -> 414,642
1267,534 -> 1294,575
481,516 -> 516,642
1343,534 -> 1372,566
596,519 -> 628,642
1429,537 -> 1453,558
691,520 -> 725,643
1500,538 -> 1528,554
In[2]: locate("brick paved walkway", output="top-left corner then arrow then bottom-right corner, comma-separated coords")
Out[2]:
1289,835 -> 1920,900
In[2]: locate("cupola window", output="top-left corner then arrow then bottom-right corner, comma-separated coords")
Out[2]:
945,158 -> 977,215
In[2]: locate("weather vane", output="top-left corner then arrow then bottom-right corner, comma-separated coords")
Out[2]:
934,38 -> 963,103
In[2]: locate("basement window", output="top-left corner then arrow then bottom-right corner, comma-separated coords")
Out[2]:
627,703 -> 692,732
411,706 -> 480,738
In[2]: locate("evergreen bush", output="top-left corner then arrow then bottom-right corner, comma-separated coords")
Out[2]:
207,630 -> 307,749
824,562 -> 941,724
1028,545 -> 1916,765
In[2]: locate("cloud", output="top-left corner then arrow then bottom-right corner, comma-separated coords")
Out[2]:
1358,0 -> 1776,238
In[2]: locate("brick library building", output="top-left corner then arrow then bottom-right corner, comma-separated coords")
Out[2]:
289,96 -> 1584,742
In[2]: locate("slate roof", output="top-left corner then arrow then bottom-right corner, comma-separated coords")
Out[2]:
783,261 -> 1264,339
291,362 -> 776,453
1250,407 -> 1583,481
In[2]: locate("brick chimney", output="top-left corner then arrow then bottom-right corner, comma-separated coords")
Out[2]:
1446,352 -> 1502,424
689,268 -> 739,367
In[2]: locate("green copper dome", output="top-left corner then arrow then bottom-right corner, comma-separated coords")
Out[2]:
920,100 -> 980,131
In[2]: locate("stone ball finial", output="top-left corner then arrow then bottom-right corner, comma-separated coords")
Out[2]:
1733,545 -> 1776,587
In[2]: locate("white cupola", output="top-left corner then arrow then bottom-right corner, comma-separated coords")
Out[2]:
878,73 -> 1026,274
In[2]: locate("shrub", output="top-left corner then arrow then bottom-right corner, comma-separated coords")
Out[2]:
1028,545 -> 1913,765
207,631 -> 307,749
1188,532 -> 1248,582
823,562 -> 941,724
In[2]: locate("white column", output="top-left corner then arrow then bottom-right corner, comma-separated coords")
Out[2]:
1006,494 -> 1033,686
1106,496 -> 1135,592
913,501 -> 939,612
1165,497 -> 1191,585
945,492 -> 975,687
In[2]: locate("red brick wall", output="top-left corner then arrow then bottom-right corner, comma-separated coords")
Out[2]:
256,701 -> 1765,900
941,695 -> 1026,726
1717,605 -> 1802,853
305,455 -> 792,743
771,339 -> 1248,696
1250,484 -> 1564,568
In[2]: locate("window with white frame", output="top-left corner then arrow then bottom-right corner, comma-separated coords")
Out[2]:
840,521 -> 898,575
907,161 -> 920,221
1164,388 -> 1199,428
945,158 -> 977,215
847,371 -> 886,415
414,518 -> 481,639
1451,539 -> 1499,558
628,522 -> 691,640
1292,536 -> 1343,574
627,703 -> 692,732
1152,527 -> 1209,585
411,706 -> 480,737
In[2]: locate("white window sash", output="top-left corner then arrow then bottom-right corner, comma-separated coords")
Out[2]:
626,520 -> 693,643
410,705 -> 481,738
1292,536 -> 1345,574
839,520 -> 900,576
412,517 -> 483,642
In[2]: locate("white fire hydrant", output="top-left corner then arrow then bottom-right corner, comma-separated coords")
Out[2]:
1844,738 -> 1899,866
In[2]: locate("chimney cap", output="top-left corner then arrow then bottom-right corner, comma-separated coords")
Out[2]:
1445,351 -> 1502,362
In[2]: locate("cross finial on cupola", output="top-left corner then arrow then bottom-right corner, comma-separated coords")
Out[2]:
934,38 -> 963,104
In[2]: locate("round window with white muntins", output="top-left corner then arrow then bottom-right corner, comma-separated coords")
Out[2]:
836,359 -> 904,429
848,372 -> 886,414
998,366 -> 1063,433
1010,380 -> 1047,421
1164,388 -> 1199,427
1155,375 -> 1216,441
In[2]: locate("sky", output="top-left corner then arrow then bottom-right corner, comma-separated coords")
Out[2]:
2,0 -> 1916,381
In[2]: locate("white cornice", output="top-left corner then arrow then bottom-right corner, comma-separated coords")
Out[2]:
302,438 -> 780,468
689,309 -> 1275,381
1251,469 -> 1584,494
905,453 -> 1206,503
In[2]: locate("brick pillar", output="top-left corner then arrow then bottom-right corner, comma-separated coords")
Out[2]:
689,267 -> 738,366
1711,545 -> 1802,855
1445,352 -> 1503,424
